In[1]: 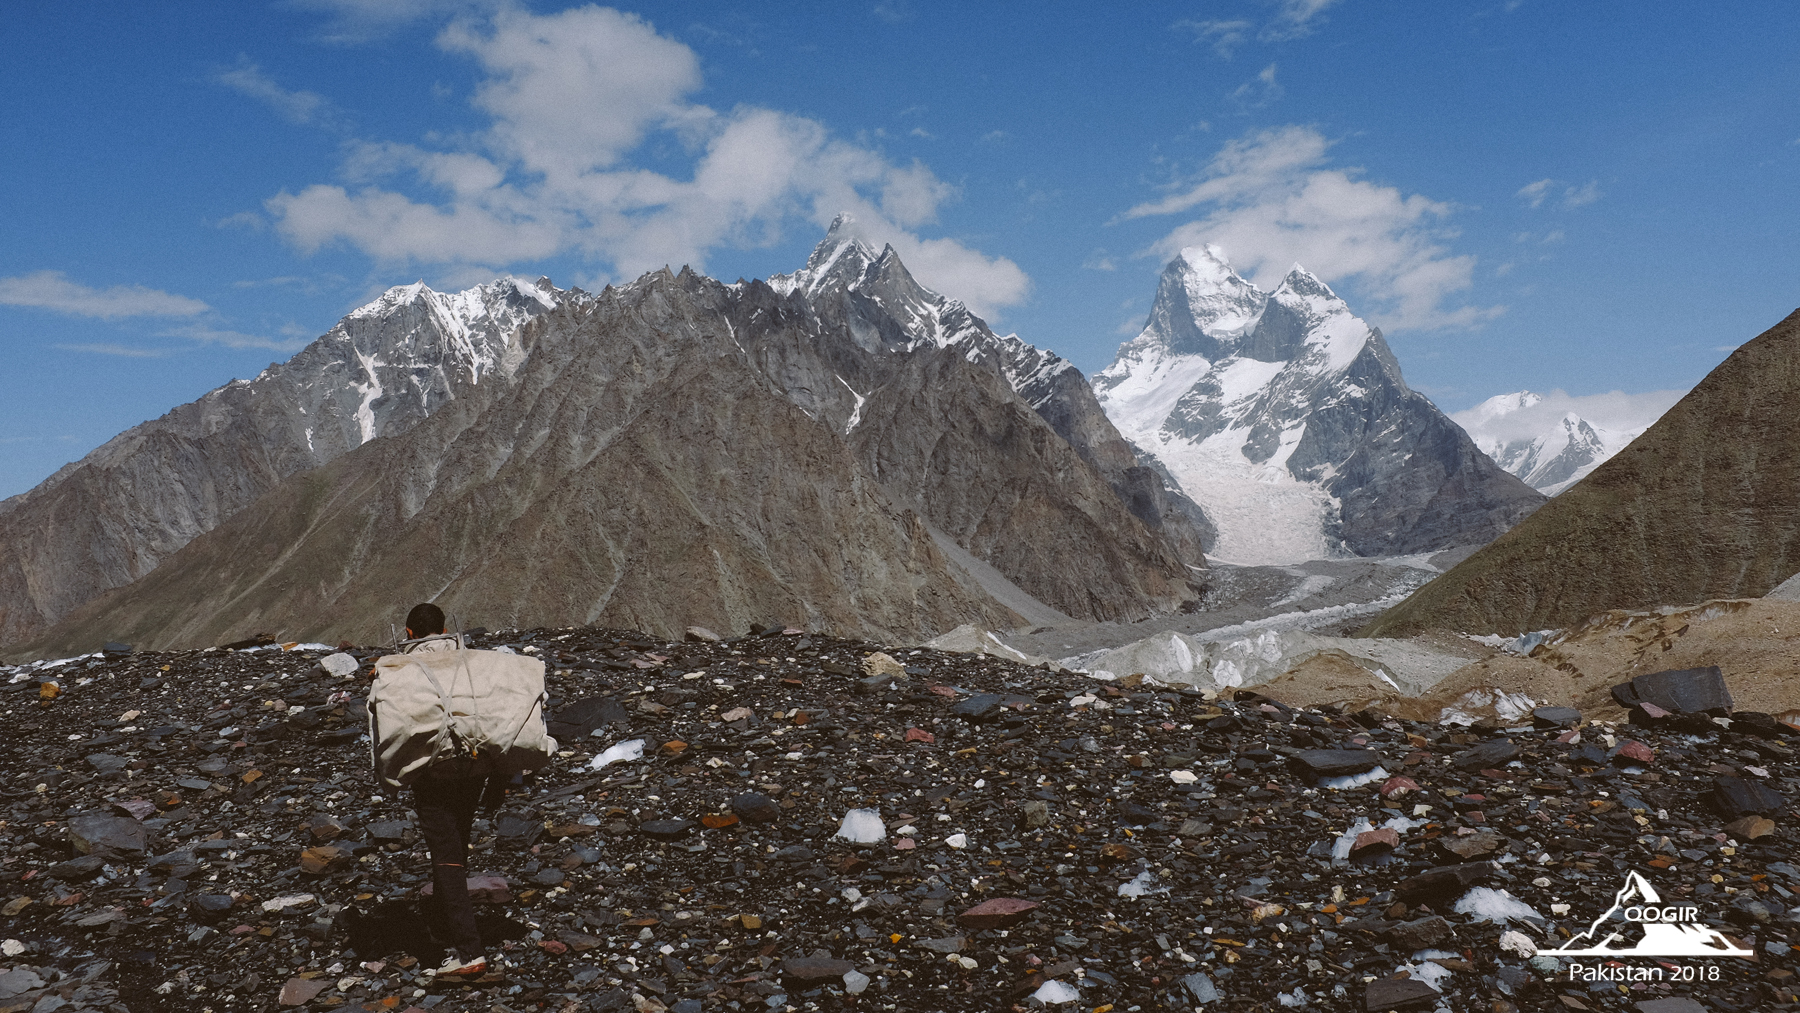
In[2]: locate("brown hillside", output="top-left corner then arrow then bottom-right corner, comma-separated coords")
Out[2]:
1365,307 -> 1800,637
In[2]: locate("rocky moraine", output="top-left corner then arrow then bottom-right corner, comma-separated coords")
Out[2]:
1,627 -> 1796,1013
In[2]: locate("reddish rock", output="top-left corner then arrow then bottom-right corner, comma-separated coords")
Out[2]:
1351,827 -> 1400,858
298,846 -> 350,876
1614,739 -> 1655,765
278,976 -> 330,1006
421,875 -> 510,904
1379,776 -> 1420,798
1724,815 -> 1776,840
957,897 -> 1041,930
904,727 -> 935,743
540,939 -> 568,954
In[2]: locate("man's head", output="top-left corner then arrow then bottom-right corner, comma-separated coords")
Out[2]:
405,602 -> 446,639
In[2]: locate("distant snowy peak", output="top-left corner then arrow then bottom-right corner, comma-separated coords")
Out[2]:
1094,246 -> 1541,564
1454,390 -> 1642,496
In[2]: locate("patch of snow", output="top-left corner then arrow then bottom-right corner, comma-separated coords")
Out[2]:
1031,980 -> 1081,1004
836,375 -> 868,434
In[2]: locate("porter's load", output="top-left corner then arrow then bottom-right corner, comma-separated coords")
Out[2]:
367,633 -> 557,787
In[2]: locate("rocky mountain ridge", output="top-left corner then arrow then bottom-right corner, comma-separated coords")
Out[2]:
1094,246 -> 1545,565
9,230 -> 1203,656
0,278 -> 571,647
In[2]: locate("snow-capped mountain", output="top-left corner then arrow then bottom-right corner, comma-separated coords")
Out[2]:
1094,245 -> 1543,565
1453,390 -> 1652,495
12,223 -> 1221,653
0,276 -> 573,646
772,216 -> 1211,565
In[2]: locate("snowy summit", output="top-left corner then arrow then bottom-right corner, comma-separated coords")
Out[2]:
1094,246 -> 1541,565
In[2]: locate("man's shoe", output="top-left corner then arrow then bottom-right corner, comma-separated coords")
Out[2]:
428,953 -> 487,978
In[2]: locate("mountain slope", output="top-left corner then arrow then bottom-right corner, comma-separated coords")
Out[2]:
1365,308 -> 1800,637
0,278 -> 568,646
13,240 -> 1203,654
772,217 -> 1211,566
1095,246 -> 1543,564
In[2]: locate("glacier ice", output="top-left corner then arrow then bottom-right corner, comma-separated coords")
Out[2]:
1031,980 -> 1081,1004
1118,870 -> 1169,898
1454,887 -> 1546,925
588,739 -> 645,770
834,809 -> 886,844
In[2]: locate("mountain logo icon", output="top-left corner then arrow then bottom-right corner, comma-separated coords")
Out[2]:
1548,870 -> 1752,956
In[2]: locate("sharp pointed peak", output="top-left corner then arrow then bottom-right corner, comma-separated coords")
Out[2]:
1273,263 -> 1340,301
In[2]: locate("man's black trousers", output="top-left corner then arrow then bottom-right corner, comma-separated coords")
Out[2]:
411,773 -> 490,958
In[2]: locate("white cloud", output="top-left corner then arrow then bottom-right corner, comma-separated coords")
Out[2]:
1260,0 -> 1340,41
1518,177 -> 1602,209
1083,249 -> 1117,272
1452,388 -> 1687,444
1123,126 -> 1501,331
1516,178 -> 1554,208
1177,1 -> 1338,55
1562,180 -> 1602,207
216,58 -> 341,128
1176,18 -> 1253,58
287,0 -> 497,42
52,343 -> 170,358
0,272 -> 210,319
260,5 -> 1027,318
161,323 -> 307,352
1229,63 -> 1283,111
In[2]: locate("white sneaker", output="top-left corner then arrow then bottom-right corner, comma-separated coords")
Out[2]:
427,953 -> 487,978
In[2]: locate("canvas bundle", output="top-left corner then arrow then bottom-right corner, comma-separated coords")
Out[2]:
367,636 -> 557,787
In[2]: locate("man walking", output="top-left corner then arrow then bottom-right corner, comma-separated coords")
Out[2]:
400,602 -> 499,978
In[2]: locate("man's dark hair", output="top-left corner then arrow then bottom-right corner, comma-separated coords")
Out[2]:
406,602 -> 447,637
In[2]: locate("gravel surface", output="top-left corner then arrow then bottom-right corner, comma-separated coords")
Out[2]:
2,625 -> 1797,1012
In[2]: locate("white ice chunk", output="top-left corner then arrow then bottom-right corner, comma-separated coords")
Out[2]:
1276,986 -> 1310,1006
1321,765 -> 1389,791
1031,980 -> 1081,1004
589,739 -> 646,770
1454,887 -> 1546,925
1400,959 -> 1454,991
1331,819 -> 1374,861
1118,870 -> 1169,898
944,832 -> 968,849
835,809 -> 887,844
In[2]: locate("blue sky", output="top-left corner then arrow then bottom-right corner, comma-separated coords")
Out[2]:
3,1 -> 1797,498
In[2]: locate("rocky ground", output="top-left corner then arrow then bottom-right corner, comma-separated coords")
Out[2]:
2,626 -> 1797,1013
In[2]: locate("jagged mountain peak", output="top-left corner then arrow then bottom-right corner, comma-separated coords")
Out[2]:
1096,246 -> 1542,564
